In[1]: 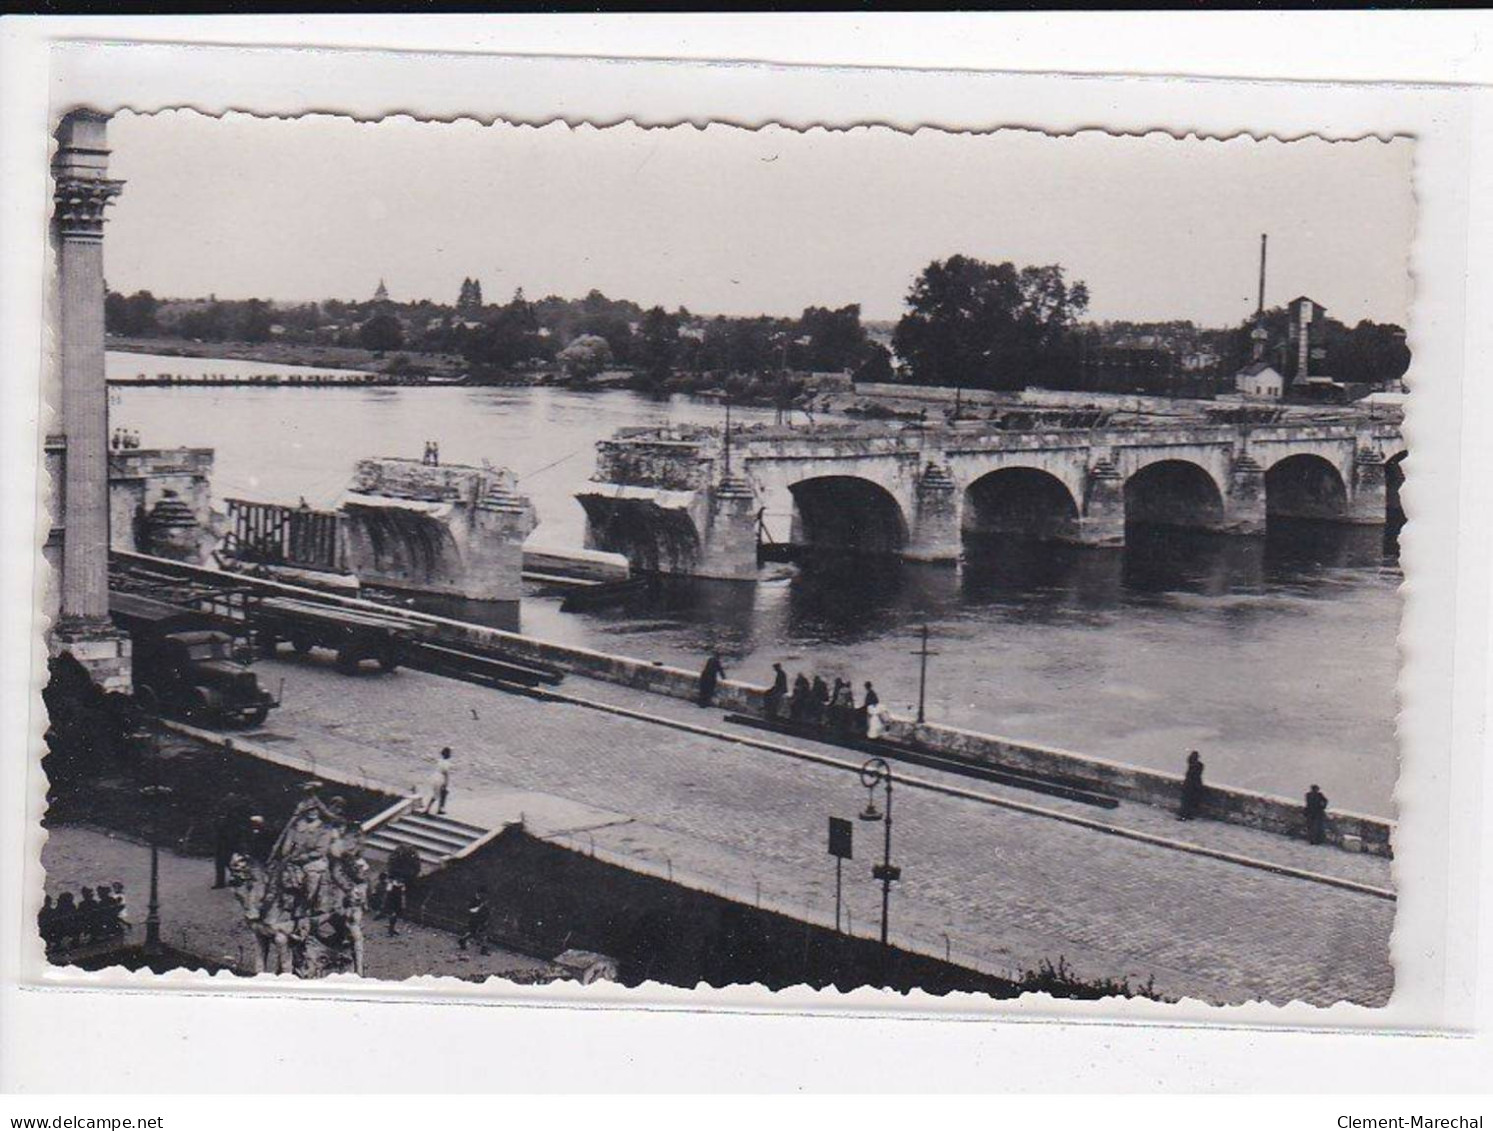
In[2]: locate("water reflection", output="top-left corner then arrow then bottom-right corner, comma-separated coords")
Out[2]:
543,519 -> 1401,656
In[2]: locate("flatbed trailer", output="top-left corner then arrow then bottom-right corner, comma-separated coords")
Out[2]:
253,595 -> 416,674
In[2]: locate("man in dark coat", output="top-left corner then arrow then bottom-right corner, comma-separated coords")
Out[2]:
1178,751 -> 1205,821
765,663 -> 788,719
1305,784 -> 1329,845
810,675 -> 830,727
697,652 -> 727,707
789,673 -> 811,722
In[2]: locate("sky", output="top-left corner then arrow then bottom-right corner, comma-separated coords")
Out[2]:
102,110 -> 1414,329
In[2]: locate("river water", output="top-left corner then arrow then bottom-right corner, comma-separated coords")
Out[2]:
110,352 -> 1403,816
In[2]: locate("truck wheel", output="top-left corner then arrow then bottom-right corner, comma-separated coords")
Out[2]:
244,706 -> 270,727
291,632 -> 315,656
375,644 -> 401,673
335,646 -> 362,674
185,687 -> 213,722
257,630 -> 279,658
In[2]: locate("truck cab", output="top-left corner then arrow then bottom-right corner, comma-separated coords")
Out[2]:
110,592 -> 279,727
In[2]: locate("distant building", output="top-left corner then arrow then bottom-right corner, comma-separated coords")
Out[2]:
373,278 -> 390,304
1285,295 -> 1329,388
1236,361 -> 1285,400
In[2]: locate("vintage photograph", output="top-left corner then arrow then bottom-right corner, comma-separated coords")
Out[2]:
34,109 -> 1411,1006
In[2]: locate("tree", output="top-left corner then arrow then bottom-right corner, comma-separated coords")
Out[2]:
636,305 -> 679,393
1331,320 -> 1410,388
854,341 -> 894,385
359,311 -> 405,352
238,298 -> 274,344
557,334 -> 613,383
797,304 -> 868,372
892,255 -> 1089,390
457,277 -> 484,315
104,289 -> 159,337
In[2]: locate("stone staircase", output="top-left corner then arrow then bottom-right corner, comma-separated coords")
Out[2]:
363,808 -> 491,870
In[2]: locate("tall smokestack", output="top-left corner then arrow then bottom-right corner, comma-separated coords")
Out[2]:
1257,233 -> 1267,318
1251,233 -> 1269,362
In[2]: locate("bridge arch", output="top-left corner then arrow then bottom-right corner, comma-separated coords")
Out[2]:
1264,454 -> 1348,521
788,475 -> 908,556
962,467 -> 1080,542
577,495 -> 702,575
1123,460 -> 1226,530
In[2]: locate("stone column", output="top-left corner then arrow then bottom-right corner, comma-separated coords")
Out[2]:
1346,446 -> 1389,525
51,110 -> 130,691
1076,457 -> 1126,545
904,461 -> 961,563
1222,453 -> 1268,534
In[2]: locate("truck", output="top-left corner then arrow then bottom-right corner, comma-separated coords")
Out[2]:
109,591 -> 281,726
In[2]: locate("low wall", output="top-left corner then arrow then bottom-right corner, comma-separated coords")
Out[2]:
116,552 -> 1394,856
417,826 -> 1014,994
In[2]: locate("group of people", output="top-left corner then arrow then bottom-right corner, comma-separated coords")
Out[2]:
420,440 -> 442,466
767,663 -> 887,739
697,653 -> 890,741
38,884 -> 129,952
109,428 -> 143,450
1177,750 -> 1333,845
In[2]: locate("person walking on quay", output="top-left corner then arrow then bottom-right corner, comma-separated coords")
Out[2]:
1178,750 -> 1205,821
458,887 -> 492,954
420,748 -> 453,815
1305,784 -> 1330,845
789,672 -> 811,723
765,662 -> 788,720
697,652 -> 727,708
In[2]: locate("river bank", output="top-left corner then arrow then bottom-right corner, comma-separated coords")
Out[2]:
108,335 -> 466,380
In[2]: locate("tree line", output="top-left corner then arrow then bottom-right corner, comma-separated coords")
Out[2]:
105,256 -> 1409,393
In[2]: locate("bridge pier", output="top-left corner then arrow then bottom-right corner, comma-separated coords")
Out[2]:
904,462 -> 961,563
1076,459 -> 1126,545
1222,454 -> 1268,535
698,476 -> 762,580
1346,447 -> 1390,525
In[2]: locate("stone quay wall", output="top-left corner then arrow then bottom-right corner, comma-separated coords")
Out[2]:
115,554 -> 1395,857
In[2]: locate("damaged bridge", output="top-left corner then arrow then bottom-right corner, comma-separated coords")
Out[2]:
576,414 -> 1406,580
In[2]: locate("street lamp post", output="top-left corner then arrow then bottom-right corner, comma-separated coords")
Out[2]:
139,784 -> 173,956
857,758 -> 899,949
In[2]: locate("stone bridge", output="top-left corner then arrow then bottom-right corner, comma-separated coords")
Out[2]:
577,415 -> 1407,580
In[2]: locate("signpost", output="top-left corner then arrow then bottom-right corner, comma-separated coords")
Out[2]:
827,816 -> 853,934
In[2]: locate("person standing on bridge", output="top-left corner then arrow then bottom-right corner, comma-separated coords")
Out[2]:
765,663 -> 788,719
697,652 -> 727,708
1178,751 -> 1205,821
1304,784 -> 1330,845
859,681 -> 881,735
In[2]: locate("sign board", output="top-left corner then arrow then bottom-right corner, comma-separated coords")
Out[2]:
828,816 -> 853,859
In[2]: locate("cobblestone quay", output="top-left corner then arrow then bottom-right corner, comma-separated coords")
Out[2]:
251,655 -> 1393,1006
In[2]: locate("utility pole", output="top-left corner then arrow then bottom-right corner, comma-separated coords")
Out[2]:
723,395 -> 733,478
910,623 -> 938,724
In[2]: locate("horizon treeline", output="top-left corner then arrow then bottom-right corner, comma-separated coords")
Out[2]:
104,257 -> 1410,392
